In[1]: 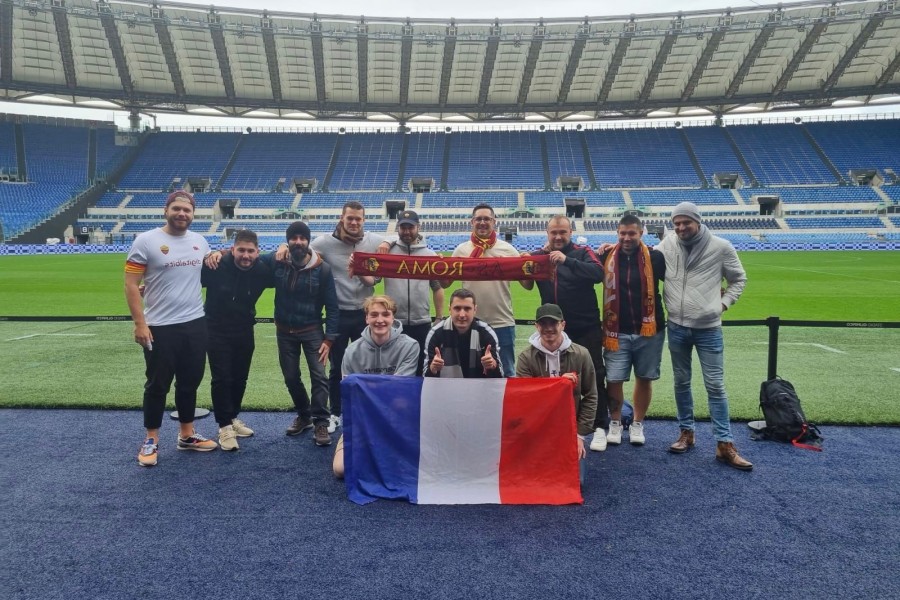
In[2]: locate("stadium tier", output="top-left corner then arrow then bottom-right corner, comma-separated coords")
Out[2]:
585,128 -> 700,188
223,133 -> 335,191
327,133 -> 404,192
545,131 -> 591,190
682,126 -> 754,186
806,120 -> 900,179
726,124 -> 836,185
117,132 -> 241,190
446,131 -> 545,190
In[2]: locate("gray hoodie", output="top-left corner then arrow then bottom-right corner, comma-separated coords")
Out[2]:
384,235 -> 442,326
656,224 -> 747,329
311,230 -> 385,311
341,321 -> 420,377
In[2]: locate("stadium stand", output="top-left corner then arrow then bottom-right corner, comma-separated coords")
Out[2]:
420,191 -> 518,209
0,122 -> 17,175
222,133 -> 336,192
545,130 -> 591,190
446,131 -> 545,190
524,191 -> 624,208
726,124 -> 836,185
785,217 -> 885,229
328,133 -> 404,192
806,120 -> 900,180
23,124 -> 89,185
117,132 -> 240,190
584,128 -> 700,188
740,186 -> 881,205
95,128 -> 131,179
682,125 -> 753,185
403,132 -> 445,190
630,189 -> 737,207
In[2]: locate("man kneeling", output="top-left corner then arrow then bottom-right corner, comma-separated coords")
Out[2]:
333,295 -> 420,478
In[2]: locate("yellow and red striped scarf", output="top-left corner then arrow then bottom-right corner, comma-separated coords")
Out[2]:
469,231 -> 497,257
602,242 -> 656,352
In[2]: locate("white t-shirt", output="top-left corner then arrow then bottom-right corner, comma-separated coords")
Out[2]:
125,228 -> 209,326
451,239 -> 518,328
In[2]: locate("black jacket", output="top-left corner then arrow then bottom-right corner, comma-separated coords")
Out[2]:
423,319 -> 502,378
599,246 -> 666,334
534,243 -> 604,331
201,254 -> 274,331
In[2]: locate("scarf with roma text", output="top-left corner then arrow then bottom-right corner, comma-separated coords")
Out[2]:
350,252 -> 553,281
469,231 -> 497,257
602,242 -> 656,352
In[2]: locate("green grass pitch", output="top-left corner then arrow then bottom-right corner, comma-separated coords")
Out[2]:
1,250 -> 899,424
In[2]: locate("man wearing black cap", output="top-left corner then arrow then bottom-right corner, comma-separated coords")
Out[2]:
125,190 -> 217,467
382,210 -> 445,375
516,304 -> 598,460
657,201 -> 751,470
264,221 -> 340,446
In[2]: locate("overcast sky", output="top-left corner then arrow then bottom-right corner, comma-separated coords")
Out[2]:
3,0 -> 898,128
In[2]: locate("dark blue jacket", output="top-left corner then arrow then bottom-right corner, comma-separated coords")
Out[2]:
533,243 -> 604,332
260,251 -> 339,340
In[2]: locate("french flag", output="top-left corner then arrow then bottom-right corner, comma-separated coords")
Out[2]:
342,375 -> 582,505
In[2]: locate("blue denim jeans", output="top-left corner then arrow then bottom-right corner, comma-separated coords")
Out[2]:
493,325 -> 517,378
667,322 -> 733,442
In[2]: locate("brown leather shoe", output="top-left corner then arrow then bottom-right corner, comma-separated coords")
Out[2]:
716,441 -> 753,471
314,424 -> 332,447
668,429 -> 695,454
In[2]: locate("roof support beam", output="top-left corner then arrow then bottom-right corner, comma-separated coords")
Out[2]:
681,29 -> 725,102
208,13 -> 235,100
98,1 -> 132,95
638,33 -> 677,103
310,20 -> 327,107
597,36 -> 632,105
51,1 -> 77,89
438,24 -> 456,107
516,28 -> 544,106
725,24 -> 774,98
261,14 -> 281,102
772,22 -> 827,96
0,0 -> 13,85
556,33 -> 586,105
357,24 -> 368,108
823,16 -> 883,93
477,23 -> 501,106
875,49 -> 900,89
398,23 -> 413,106
152,10 -> 186,97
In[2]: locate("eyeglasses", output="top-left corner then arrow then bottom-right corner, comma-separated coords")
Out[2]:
472,217 -> 495,223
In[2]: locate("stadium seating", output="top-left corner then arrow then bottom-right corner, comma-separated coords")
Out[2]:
0,122 -> 17,173
118,132 -> 241,189
545,131 -> 590,190
420,191 -> 518,209
584,128 -> 700,188
806,120 -> 900,179
740,186 -> 880,205
630,189 -> 737,207
523,191 -> 624,208
403,132 -> 445,190
446,131 -> 545,190
223,133 -> 337,192
23,124 -> 89,185
682,125 -> 753,185
726,124 -> 835,185
328,133 -> 403,192
95,128 -> 131,180
784,217 -> 884,229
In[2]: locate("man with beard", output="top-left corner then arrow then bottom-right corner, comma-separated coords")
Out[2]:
525,215 -> 611,451
267,221 -> 340,447
310,201 -> 384,433
201,229 -> 273,451
380,210 -> 445,375
656,202 -> 752,471
598,215 -> 665,447
443,204 -> 527,377
125,190 -> 217,467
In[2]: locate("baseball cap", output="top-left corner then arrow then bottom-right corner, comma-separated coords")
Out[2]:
535,304 -> 564,322
397,210 -> 419,226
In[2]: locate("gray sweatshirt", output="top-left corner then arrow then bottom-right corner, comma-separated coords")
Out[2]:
341,321 -> 420,377
311,230 -> 384,311
384,236 -> 442,326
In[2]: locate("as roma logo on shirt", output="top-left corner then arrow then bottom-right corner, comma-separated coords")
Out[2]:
193,246 -> 199,251
160,245 -> 170,255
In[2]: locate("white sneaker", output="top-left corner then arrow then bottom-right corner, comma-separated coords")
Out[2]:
327,414 -> 342,434
607,420 -> 623,445
231,418 -> 254,438
589,428 -> 608,452
218,425 -> 239,451
630,421 -> 646,446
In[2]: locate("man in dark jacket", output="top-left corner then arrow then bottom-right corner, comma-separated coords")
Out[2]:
597,214 -> 665,448
262,221 -> 339,447
527,215 -> 610,448
424,288 -> 501,379
202,229 -> 273,451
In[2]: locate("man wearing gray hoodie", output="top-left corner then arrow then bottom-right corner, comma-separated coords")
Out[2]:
656,202 -> 751,471
334,294 -> 420,478
516,304 -> 598,460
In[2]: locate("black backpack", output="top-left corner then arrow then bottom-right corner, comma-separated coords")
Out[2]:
755,377 -> 823,451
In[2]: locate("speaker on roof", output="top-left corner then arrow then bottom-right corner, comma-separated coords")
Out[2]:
793,117 -> 802,124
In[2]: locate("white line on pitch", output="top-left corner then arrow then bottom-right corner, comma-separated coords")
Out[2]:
891,368 -> 900,374
5,333 -> 96,341
752,341 -> 846,354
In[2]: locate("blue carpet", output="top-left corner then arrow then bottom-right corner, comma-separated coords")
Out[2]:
1,409 -> 897,600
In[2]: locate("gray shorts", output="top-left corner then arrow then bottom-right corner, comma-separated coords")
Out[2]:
603,331 -> 665,383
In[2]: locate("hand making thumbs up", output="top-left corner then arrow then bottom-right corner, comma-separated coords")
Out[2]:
430,346 -> 444,375
481,344 -> 497,373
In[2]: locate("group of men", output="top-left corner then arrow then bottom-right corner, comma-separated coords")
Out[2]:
126,191 -> 752,472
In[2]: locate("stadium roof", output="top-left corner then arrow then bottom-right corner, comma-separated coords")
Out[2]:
1,0 -> 900,122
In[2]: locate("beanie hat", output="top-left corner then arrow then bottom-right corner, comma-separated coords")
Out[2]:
286,221 -> 311,241
671,201 -> 702,224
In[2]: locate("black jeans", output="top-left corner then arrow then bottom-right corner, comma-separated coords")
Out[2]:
143,317 -> 208,430
277,328 -> 330,426
327,309 -> 366,417
208,324 -> 255,427
401,321 -> 432,377
568,326 -> 610,430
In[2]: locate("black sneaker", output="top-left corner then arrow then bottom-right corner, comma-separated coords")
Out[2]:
314,424 -> 332,446
286,416 -> 313,436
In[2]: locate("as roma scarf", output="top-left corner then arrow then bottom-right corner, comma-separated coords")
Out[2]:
469,231 -> 496,257
351,252 -> 553,281
602,243 -> 656,352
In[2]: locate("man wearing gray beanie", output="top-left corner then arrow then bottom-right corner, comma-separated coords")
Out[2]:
656,202 -> 752,470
